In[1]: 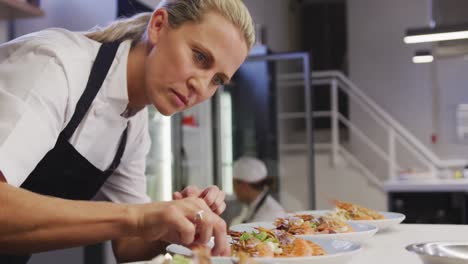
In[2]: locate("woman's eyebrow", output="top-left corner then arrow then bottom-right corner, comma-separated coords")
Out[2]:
193,41 -> 231,84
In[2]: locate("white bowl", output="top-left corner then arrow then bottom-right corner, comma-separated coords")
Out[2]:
230,221 -> 377,243
296,210 -> 406,231
166,237 -> 362,264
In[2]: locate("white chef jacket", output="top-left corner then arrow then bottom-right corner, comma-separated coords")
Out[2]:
231,189 -> 286,226
0,28 -> 151,204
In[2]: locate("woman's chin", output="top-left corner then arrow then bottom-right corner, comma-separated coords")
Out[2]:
156,107 -> 173,116
153,103 -> 178,116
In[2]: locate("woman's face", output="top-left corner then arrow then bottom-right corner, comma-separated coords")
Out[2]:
144,9 -> 249,116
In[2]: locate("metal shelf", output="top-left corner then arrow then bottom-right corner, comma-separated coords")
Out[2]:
0,0 -> 44,19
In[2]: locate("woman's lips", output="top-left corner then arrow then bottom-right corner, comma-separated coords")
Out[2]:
170,89 -> 188,107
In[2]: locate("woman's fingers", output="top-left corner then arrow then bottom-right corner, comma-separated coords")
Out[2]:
180,197 -> 228,254
213,202 -> 226,215
181,186 -> 201,197
156,193 -> 229,251
175,185 -> 227,215
201,186 -> 226,214
172,191 -> 183,200
194,212 -> 213,245
175,218 -> 196,245
184,197 -> 216,246
159,203 -> 197,245
200,186 -> 218,205
211,218 -> 229,256
211,190 -> 226,214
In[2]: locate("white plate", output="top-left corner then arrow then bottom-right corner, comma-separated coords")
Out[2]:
406,241 -> 468,264
296,210 -> 406,231
166,237 -> 361,264
230,221 -> 377,243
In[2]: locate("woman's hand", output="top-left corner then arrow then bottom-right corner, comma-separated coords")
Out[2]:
173,185 -> 226,215
131,197 -> 230,256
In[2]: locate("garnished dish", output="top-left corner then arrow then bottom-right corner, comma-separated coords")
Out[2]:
166,235 -> 362,264
229,227 -> 326,257
295,200 -> 406,231
274,214 -> 354,235
231,215 -> 377,243
327,200 -> 385,220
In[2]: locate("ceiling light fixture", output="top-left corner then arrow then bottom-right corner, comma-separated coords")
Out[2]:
404,24 -> 468,44
412,50 -> 434,63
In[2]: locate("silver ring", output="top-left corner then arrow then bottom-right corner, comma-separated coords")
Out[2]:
195,210 -> 204,222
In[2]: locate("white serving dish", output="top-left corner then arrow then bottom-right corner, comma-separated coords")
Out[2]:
166,237 -> 362,264
230,221 -> 377,243
406,241 -> 468,264
296,210 -> 405,231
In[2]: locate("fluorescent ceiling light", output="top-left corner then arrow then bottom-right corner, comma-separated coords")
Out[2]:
404,24 -> 468,44
412,50 -> 433,63
405,31 -> 468,43
413,55 -> 434,63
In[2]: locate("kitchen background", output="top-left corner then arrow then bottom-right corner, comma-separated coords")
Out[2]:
1,0 -> 468,263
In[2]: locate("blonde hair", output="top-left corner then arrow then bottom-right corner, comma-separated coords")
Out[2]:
86,0 -> 255,50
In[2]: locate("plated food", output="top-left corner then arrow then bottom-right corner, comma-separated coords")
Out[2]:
164,224 -> 361,264
232,222 -> 376,243
297,200 -> 406,231
230,227 -> 326,257
328,200 -> 385,220
275,214 -> 354,235
166,236 -> 361,264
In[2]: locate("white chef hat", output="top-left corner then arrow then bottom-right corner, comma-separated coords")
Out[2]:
233,157 -> 268,183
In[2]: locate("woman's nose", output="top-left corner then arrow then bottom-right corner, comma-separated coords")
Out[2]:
187,76 -> 211,98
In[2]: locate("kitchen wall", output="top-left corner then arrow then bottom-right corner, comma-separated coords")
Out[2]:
435,58 -> 468,158
243,0 -> 300,52
14,0 -> 116,36
348,0 -> 468,181
346,0 -> 430,182
348,0 -> 432,157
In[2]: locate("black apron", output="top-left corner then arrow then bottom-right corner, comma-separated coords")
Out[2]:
1,42 -> 128,264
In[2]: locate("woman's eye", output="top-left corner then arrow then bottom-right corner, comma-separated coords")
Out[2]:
194,50 -> 207,64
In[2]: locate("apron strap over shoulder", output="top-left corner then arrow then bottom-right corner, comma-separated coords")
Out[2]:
61,42 -> 121,140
